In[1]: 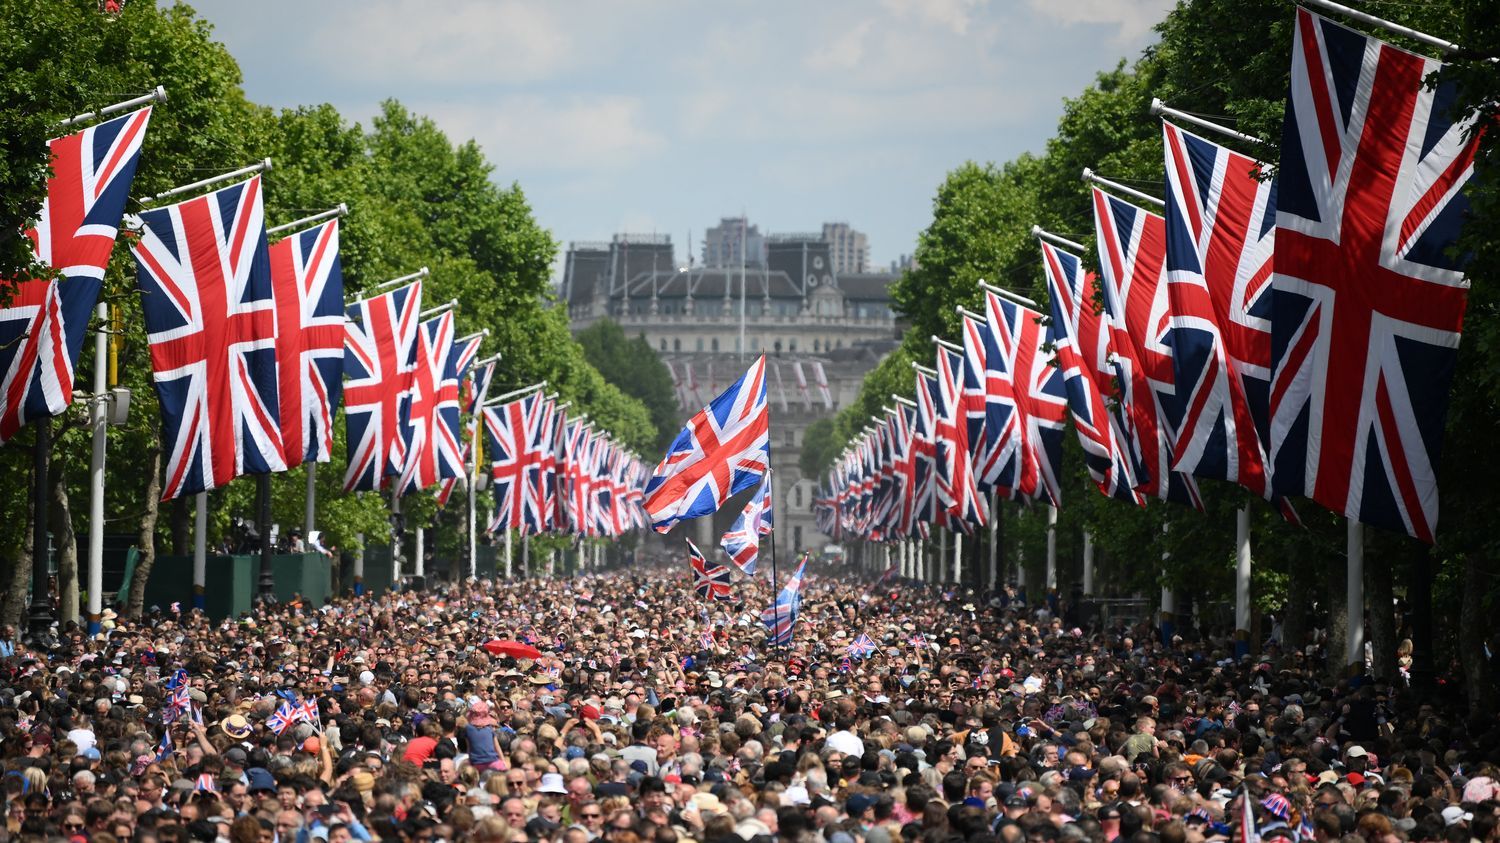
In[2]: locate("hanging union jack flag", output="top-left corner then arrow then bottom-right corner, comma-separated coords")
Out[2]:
396,311 -> 463,494
0,107 -> 152,445
984,291 -> 1067,506
644,356 -> 770,533
688,539 -> 732,601
909,369 -> 942,531
133,176 -> 285,499
343,281 -> 421,492
1092,188 -> 1203,509
1269,9 -> 1481,542
268,218 -> 344,468
720,471 -> 773,575
484,392 -> 542,533
1163,122 -> 1279,497
1040,239 -> 1145,506
934,346 -> 987,528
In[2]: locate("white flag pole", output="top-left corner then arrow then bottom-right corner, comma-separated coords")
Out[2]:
59,86 -> 167,129
140,158 -> 271,205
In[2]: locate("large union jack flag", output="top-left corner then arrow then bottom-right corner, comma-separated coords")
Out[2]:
343,281 -> 422,492
720,471 -> 773,575
1268,8 -> 1480,542
1163,122 -> 1279,497
526,397 -> 561,534
268,218 -> 344,468
1092,188 -> 1203,509
1039,240 -> 1144,505
0,107 -> 152,444
483,392 -> 541,534
396,312 -> 463,494
982,291 -> 1068,506
688,539 -> 732,601
644,356 -> 770,533
133,176 -> 284,499
934,346 -> 986,528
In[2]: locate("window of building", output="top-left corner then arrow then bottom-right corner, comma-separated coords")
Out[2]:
813,339 -> 820,353
774,340 -> 783,353
696,338 -> 703,352
674,338 -> 681,352
711,338 -> 719,352
659,338 -> 667,351
789,338 -> 797,352
793,484 -> 803,508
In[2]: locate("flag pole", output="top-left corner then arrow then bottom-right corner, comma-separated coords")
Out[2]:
768,467 -> 781,649
1030,225 -> 1086,253
141,159 -> 272,206
1081,168 -> 1166,208
58,86 -> 168,129
977,280 -> 1040,309
267,203 -> 348,237
1150,99 -> 1269,148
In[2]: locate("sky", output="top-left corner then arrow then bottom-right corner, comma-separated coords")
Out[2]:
186,0 -> 1177,272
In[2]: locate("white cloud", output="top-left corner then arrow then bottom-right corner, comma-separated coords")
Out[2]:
879,0 -> 991,35
425,96 -> 666,172
1024,0 -> 1177,43
312,0 -> 574,85
805,19 -> 876,72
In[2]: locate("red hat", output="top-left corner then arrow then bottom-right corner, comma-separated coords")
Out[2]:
580,704 -> 601,721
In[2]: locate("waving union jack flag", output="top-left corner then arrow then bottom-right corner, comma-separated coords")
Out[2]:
688,539 -> 732,601
1269,9 -> 1480,541
984,291 -> 1067,506
396,312 -> 463,494
269,218 -> 344,468
343,281 -> 422,492
761,554 -> 806,646
0,107 -> 152,445
720,471 -> 773,575
1040,239 -> 1145,505
846,632 -> 878,660
644,356 -> 770,533
1092,188 -> 1203,509
1162,122 -> 1279,497
133,176 -> 285,499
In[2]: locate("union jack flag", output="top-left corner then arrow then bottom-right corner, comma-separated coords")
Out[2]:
1092,188 -> 1203,509
1162,122 -> 1279,496
133,176 -> 285,499
719,471 -> 772,575
909,370 -> 942,530
983,291 -> 1067,506
465,358 -> 496,416
1268,9 -> 1479,542
163,684 -> 191,724
268,218 -> 344,468
483,393 -> 541,534
888,405 -> 917,537
965,313 -> 1016,495
526,397 -> 560,534
195,774 -> 218,793
396,312 -> 463,494
300,697 -> 321,730
934,347 -> 987,527
846,632 -> 877,660
1039,239 -> 1145,505
688,539 -> 732,601
838,655 -> 852,673
266,700 -> 297,735
792,361 -> 812,411
0,107 -> 152,444
155,728 -> 174,762
644,356 -> 770,533
343,281 -> 422,492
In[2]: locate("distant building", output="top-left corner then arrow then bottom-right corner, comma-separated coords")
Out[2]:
562,229 -> 902,553
889,253 -> 915,273
702,216 -> 766,268
821,222 -> 869,274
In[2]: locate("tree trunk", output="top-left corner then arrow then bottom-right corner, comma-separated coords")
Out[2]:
0,503 -> 33,628
51,461 -> 79,627
1366,540 -> 1397,682
1325,548 -> 1348,682
170,496 -> 190,557
126,431 -> 162,619
1459,552 -> 1496,718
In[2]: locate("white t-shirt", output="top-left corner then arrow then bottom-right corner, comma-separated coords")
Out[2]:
826,729 -> 865,758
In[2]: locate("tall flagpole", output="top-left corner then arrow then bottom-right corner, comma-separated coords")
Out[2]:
193,493 -> 207,609
1347,520 -> 1365,671
86,302 -> 109,635
1235,506 -> 1252,657
1046,505 -> 1058,590
739,213 -> 747,362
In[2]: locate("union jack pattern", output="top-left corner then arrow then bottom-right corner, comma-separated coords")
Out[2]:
984,291 -> 1067,506
132,176 -> 285,499
761,554 -> 806,646
0,107 -> 152,444
1092,188 -> 1203,509
268,218 -> 344,468
644,356 -> 770,533
1268,9 -> 1480,541
846,632 -> 878,660
934,346 -> 987,527
720,471 -> 773,575
343,281 -> 422,492
396,312 -> 463,494
483,392 -> 541,534
1163,121 -> 1279,496
1040,239 -> 1146,505
688,539 -> 732,601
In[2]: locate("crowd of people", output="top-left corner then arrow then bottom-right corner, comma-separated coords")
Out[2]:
0,559 -> 1495,843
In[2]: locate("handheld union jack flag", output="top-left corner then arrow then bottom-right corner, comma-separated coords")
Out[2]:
1268,9 -> 1480,541
133,176 -> 285,499
720,471 -> 773,575
155,728 -> 174,762
983,291 -> 1067,506
688,539 -> 732,601
343,281 -> 422,492
396,312 -> 463,495
1162,122 -> 1279,497
0,107 -> 152,445
1039,239 -> 1145,505
1091,188 -> 1203,509
846,632 -> 877,660
266,700 -> 297,735
269,218 -> 344,468
644,356 -> 770,533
